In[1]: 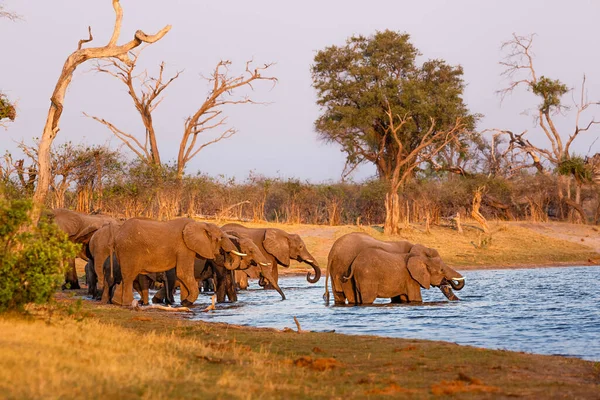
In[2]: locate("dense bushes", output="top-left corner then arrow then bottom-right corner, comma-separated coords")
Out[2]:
3,157 -> 599,225
0,199 -> 78,311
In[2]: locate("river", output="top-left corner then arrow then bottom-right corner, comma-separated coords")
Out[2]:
172,266 -> 600,361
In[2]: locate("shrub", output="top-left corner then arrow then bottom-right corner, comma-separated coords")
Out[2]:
0,199 -> 79,311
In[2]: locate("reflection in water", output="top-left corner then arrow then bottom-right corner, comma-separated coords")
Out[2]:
173,266 -> 600,361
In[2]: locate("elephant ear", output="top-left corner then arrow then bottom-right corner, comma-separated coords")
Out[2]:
183,222 -> 214,259
54,210 -> 82,239
74,223 -> 102,244
407,256 -> 431,289
263,229 -> 290,266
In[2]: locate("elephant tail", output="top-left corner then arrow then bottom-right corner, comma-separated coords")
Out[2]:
107,222 -> 118,303
341,262 -> 355,283
323,257 -> 332,304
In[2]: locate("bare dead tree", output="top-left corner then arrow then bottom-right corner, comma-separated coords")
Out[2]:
89,56 -> 276,182
87,49 -> 181,167
177,60 -> 277,180
495,33 -> 600,222
0,2 -> 21,21
30,0 -> 170,225
480,129 -> 544,176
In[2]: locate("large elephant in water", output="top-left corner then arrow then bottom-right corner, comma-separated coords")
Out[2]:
51,208 -> 116,289
153,230 -> 279,303
342,245 -> 464,304
325,232 -> 464,304
110,218 -> 246,307
221,223 -> 321,290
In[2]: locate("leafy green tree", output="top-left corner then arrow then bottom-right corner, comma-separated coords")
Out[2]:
0,93 -> 16,127
0,199 -> 78,311
311,30 -> 476,234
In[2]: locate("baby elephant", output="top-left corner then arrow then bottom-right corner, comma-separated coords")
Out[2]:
343,246 -> 465,304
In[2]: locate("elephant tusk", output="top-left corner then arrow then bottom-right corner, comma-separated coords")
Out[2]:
305,259 -> 315,263
231,250 -> 247,257
259,262 -> 271,266
452,277 -> 465,281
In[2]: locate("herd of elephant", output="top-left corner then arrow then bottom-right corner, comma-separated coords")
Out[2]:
51,208 -> 466,308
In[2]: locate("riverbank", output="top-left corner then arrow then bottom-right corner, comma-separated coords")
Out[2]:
2,299 -> 598,399
246,219 -> 600,274
9,220 -> 600,398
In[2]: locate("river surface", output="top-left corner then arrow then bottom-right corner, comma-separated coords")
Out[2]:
173,266 -> 600,361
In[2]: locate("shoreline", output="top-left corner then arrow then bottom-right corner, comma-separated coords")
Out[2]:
279,260 -> 600,276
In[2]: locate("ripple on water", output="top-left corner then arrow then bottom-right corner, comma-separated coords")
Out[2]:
177,266 -> 600,361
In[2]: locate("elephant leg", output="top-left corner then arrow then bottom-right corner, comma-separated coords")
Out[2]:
330,276 -> 348,305
236,270 -> 249,290
133,279 -> 142,298
63,257 -> 81,290
391,294 -> 409,303
113,269 -> 135,307
152,287 -> 166,304
225,271 -> 237,302
94,258 -> 105,300
177,255 -> 199,307
260,262 -> 279,290
164,268 -> 177,305
215,276 -> 227,303
121,278 -> 135,306
407,282 -> 423,302
136,275 -> 151,305
85,260 -> 97,297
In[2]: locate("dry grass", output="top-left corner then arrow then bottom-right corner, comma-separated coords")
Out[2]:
1,302 -> 599,399
207,218 -> 600,272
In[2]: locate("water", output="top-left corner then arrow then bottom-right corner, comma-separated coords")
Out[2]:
177,266 -> 600,361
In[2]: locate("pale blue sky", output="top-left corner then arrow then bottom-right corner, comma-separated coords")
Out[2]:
1,0 -> 599,182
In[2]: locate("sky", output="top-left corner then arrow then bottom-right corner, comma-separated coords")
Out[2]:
1,0 -> 599,183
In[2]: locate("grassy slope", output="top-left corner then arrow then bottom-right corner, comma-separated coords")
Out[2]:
1,302 -> 599,399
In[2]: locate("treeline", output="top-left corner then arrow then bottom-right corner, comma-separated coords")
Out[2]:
3,149 -> 599,225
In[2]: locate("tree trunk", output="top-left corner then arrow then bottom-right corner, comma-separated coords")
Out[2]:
95,153 -> 103,210
471,187 -> 490,233
384,190 -> 401,235
27,1 -> 171,225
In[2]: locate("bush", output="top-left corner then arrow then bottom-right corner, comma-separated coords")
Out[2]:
0,199 -> 79,311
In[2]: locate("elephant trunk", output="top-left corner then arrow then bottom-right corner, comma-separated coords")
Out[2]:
305,261 -> 321,284
274,282 -> 286,301
449,278 -> 465,291
440,285 -> 460,301
224,253 -> 242,270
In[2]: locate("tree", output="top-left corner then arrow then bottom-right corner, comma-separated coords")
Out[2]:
497,33 -> 600,222
30,0 -> 170,225
1,2 -> 19,128
88,52 -> 276,182
0,1 -> 20,21
311,30 -> 476,234
0,93 -> 16,127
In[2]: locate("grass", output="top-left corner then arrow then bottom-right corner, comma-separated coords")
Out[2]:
1,300 -> 599,399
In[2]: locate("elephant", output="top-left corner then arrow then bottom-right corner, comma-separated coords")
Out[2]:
221,223 -> 321,290
110,218 -> 246,307
153,230 -> 281,303
85,221 -> 122,301
341,245 -> 465,304
51,208 -> 117,289
325,232 -> 465,304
